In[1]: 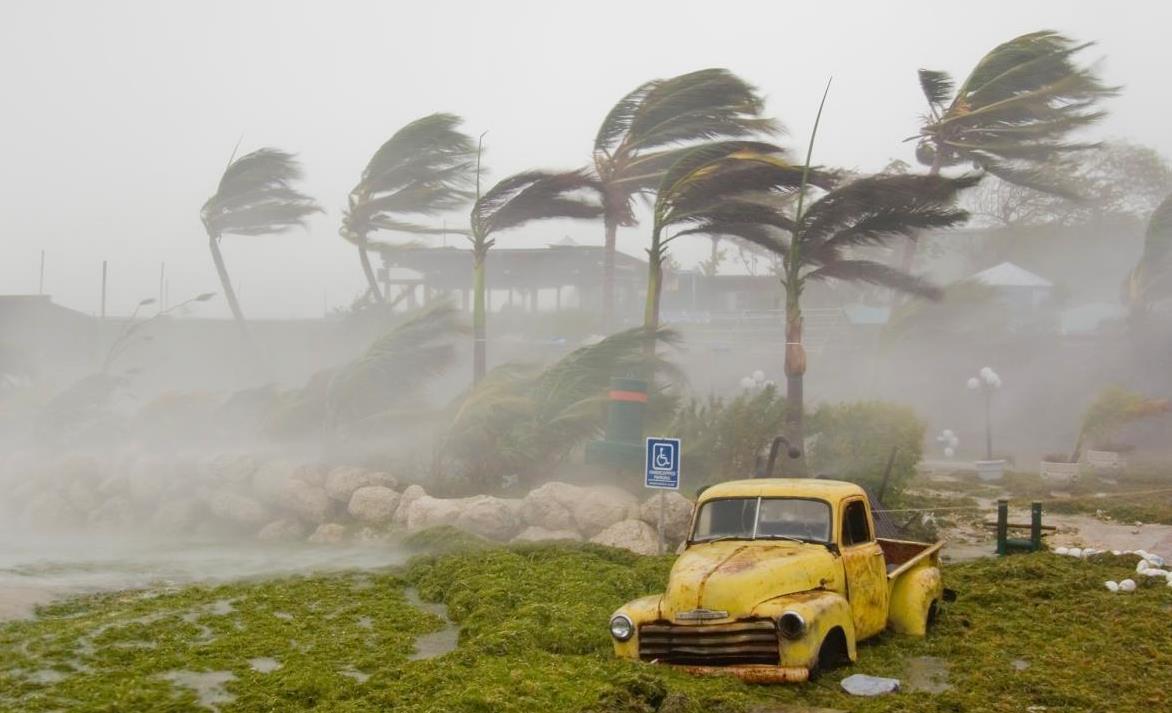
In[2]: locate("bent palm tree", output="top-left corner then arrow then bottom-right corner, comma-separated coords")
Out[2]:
593,68 -> 779,326
644,140 -> 814,353
468,167 -> 603,382
201,148 -> 321,331
343,114 -> 477,301
905,30 -> 1116,268
1124,193 -> 1172,318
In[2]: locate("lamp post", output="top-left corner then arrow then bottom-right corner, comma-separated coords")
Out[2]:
967,367 -> 1004,480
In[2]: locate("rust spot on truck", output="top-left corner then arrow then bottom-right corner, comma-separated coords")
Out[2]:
678,663 -> 810,684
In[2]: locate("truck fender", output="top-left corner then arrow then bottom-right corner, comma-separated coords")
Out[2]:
888,565 -> 943,636
610,595 -> 662,660
752,590 -> 857,669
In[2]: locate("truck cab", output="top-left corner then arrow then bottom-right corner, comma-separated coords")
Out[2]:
608,478 -> 943,683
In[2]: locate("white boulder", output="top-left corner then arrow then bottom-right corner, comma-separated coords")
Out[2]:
519,482 -> 582,530
405,495 -> 467,531
454,496 -> 520,540
347,486 -> 401,525
590,519 -> 660,556
1105,581 -> 1119,593
324,467 -> 398,503
393,484 -> 427,527
638,492 -> 694,542
1118,578 -> 1137,593
572,486 -> 640,537
512,526 -> 583,543
278,480 -> 333,524
307,523 -> 347,544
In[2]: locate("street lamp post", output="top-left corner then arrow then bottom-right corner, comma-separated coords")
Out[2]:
967,367 -> 1004,480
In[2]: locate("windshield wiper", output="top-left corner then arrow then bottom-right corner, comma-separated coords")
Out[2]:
692,535 -> 748,544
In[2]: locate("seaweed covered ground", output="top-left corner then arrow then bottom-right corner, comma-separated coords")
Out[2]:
2,533 -> 1172,712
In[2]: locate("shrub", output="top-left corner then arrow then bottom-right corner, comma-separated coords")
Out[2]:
806,400 -> 925,499
668,385 -> 787,489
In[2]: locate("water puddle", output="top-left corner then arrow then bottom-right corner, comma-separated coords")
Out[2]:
161,669 -> 236,711
248,657 -> 281,673
403,587 -> 459,660
905,655 -> 952,693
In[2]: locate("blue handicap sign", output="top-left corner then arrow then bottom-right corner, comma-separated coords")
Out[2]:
645,437 -> 681,490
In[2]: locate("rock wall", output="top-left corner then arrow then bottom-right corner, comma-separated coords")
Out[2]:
0,452 -> 695,554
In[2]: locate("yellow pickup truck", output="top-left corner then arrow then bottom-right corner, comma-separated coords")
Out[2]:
609,478 -> 944,683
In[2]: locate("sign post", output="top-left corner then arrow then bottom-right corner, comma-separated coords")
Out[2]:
645,437 -> 681,554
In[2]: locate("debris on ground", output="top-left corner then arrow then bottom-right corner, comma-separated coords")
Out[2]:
840,674 -> 901,696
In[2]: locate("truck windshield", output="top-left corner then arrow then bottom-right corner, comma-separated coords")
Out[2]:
691,497 -> 831,543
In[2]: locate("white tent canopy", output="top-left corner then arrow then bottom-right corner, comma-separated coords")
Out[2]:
969,262 -> 1053,289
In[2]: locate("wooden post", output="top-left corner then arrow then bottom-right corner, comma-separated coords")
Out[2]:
1030,501 -> 1043,551
996,498 -> 1009,556
100,260 -> 107,319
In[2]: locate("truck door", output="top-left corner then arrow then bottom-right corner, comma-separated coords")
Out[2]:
839,497 -> 889,639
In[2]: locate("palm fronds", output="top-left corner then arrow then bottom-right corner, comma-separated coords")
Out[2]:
343,113 -> 476,245
325,303 -> 464,426
1125,193 -> 1172,310
201,148 -> 321,237
915,30 -> 1118,196
470,169 -> 602,244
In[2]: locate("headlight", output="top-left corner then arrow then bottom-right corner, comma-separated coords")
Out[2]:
777,611 -> 806,640
609,614 -> 634,642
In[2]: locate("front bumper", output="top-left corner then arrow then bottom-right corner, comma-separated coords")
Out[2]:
676,663 -> 810,684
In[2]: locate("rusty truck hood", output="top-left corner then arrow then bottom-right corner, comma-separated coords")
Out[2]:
660,540 -> 840,618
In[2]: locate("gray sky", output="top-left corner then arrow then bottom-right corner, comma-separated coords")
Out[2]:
2,0 -> 1168,319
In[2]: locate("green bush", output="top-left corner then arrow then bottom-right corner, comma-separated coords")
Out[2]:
807,400 -> 925,499
668,385 -> 787,489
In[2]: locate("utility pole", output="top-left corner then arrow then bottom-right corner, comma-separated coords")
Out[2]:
158,262 -> 166,310
100,260 -> 108,319
38,250 -> 45,295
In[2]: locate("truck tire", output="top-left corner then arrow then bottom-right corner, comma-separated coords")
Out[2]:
810,628 -> 849,680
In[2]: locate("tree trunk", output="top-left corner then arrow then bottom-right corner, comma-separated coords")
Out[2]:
783,283 -> 807,474
208,235 -> 249,338
643,232 -> 663,358
358,242 -> 384,302
602,217 -> 617,330
473,250 -> 487,384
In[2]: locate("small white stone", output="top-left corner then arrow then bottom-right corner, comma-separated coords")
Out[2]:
1142,569 -> 1168,577
1119,579 -> 1137,593
1105,581 -> 1119,593
1137,560 -> 1151,573
1082,548 -> 1097,557
1067,547 -> 1082,558
1112,550 -> 1122,556
1145,554 -> 1166,568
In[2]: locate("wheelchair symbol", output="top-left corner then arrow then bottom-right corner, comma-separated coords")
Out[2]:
653,443 -> 675,470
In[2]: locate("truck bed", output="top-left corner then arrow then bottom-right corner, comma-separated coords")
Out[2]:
878,538 -> 943,579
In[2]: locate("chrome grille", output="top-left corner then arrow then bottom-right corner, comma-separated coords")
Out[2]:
638,619 -> 779,665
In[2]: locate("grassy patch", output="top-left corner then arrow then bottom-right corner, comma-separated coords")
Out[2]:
2,543 -> 1171,712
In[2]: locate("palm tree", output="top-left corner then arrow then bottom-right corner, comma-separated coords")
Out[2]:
642,140 -> 812,354
904,30 -> 1117,269
1124,193 -> 1172,318
592,69 -> 779,326
200,148 -> 321,332
342,114 -> 477,301
666,140 -> 977,460
468,165 -> 603,382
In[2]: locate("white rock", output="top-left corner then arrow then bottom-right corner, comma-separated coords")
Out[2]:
1112,550 -> 1122,556
347,486 -> 401,525
1054,547 -> 1070,556
393,484 -> 427,527
1142,568 -> 1169,578
1067,547 -> 1082,558
209,491 -> 271,526
308,523 -> 347,544
1137,560 -> 1151,573
1118,579 -> 1137,593
1105,581 -> 1119,593
278,480 -> 333,524
1082,548 -> 1098,557
1145,554 -> 1166,568
572,486 -> 640,537
841,673 -> 901,696
258,518 -> 308,542
325,467 -> 398,503
638,492 -> 694,542
518,484 -> 578,531
454,496 -> 520,540
511,526 -> 583,543
405,495 -> 467,531
590,519 -> 660,555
